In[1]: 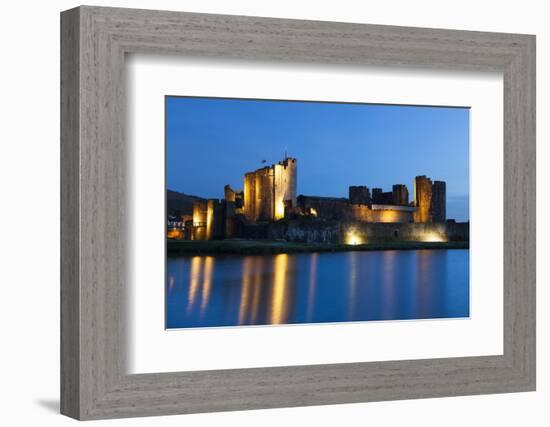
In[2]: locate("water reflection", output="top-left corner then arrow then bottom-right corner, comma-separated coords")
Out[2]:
200,256 -> 214,313
186,256 -> 202,314
166,249 -> 469,329
380,250 -> 397,320
306,253 -> 318,322
184,256 -> 215,316
238,257 -> 253,325
271,254 -> 290,324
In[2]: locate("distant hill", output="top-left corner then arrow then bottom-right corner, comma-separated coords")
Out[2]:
166,189 -> 205,216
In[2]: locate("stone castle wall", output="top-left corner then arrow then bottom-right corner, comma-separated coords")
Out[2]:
298,196 -> 415,223
206,199 -> 225,240
254,167 -> 274,221
349,186 -> 371,205
349,204 -> 414,223
273,158 -> 297,219
431,180 -> 446,222
246,220 -> 469,244
243,172 -> 256,221
243,158 -> 297,222
392,184 -> 409,206
186,159 -> 452,242
192,200 -> 207,240
413,175 -> 433,223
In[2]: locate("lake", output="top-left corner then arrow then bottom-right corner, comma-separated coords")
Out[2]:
166,249 -> 469,329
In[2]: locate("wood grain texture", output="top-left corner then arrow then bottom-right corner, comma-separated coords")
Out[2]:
60,7 -> 80,419
60,5 -> 536,420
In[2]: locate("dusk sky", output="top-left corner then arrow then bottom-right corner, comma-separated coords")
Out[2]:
166,96 -> 469,221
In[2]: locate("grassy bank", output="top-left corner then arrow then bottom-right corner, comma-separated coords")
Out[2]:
167,239 -> 469,256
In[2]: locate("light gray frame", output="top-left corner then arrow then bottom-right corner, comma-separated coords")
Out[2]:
61,5 -> 536,420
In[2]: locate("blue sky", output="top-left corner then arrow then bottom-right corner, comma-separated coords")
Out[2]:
166,96 -> 469,221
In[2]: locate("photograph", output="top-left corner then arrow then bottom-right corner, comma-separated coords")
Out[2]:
165,96 -> 470,329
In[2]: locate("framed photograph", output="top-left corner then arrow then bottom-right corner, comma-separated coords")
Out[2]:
164,96 -> 470,330
61,6 -> 535,420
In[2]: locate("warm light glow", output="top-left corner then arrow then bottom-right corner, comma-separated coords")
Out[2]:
187,256 -> 203,313
238,257 -> 253,325
271,254 -> 289,324
206,203 -> 214,240
243,176 -> 252,220
238,257 -> 263,325
310,208 -> 318,217
345,230 -> 365,245
377,209 -> 403,223
167,228 -> 183,239
200,256 -> 214,312
274,199 -> 285,220
421,232 -> 447,242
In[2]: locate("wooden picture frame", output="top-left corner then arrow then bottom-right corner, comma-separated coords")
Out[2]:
60,5 -> 536,420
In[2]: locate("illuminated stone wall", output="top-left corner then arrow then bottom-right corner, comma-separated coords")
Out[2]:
349,204 -> 414,223
243,172 -> 256,221
413,175 -> 433,223
346,222 -> 450,243
273,158 -> 297,220
298,195 -> 415,223
224,184 -> 236,202
255,167 -> 274,221
346,221 -> 467,243
242,157 -> 297,222
297,195 -> 349,220
206,199 -> 224,240
256,220 -> 468,244
192,200 -> 207,240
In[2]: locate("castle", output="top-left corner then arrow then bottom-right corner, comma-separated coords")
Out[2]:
185,156 -> 448,241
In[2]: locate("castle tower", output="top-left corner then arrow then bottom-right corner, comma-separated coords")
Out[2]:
224,184 -> 236,202
349,186 -> 371,205
392,184 -> 409,206
243,172 -> 256,221
273,157 -> 297,220
413,175 -> 433,223
206,199 -> 225,240
431,181 -> 446,222
192,200 -> 208,240
371,188 -> 383,204
243,157 -> 297,222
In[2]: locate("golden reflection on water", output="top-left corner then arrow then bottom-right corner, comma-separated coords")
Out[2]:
168,248 -> 465,328
186,256 -> 215,315
237,257 -> 266,325
270,254 -> 289,325
250,258 -> 263,324
200,256 -> 215,313
239,257 -> 253,325
235,255 -> 298,325
187,256 -> 203,313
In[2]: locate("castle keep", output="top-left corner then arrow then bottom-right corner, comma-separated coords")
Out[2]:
183,156 -> 450,242
243,157 -> 297,222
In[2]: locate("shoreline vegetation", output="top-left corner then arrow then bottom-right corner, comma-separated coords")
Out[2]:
167,238 -> 469,256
